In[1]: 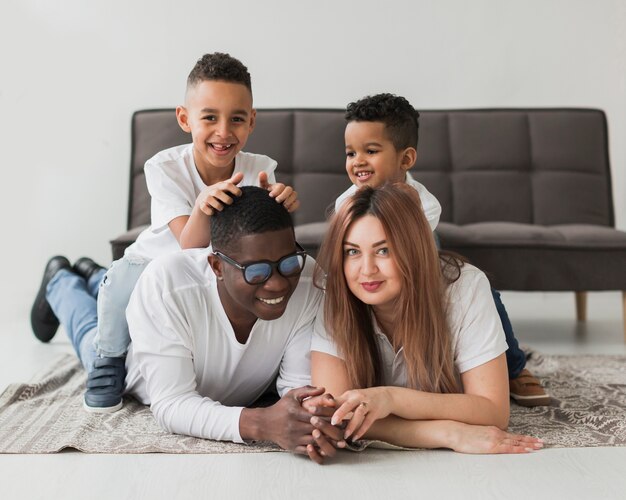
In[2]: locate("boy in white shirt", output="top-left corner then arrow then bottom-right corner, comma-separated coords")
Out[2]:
336,93 -> 549,407
31,53 -> 298,413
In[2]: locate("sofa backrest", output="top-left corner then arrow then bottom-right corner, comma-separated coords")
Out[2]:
128,108 -> 614,230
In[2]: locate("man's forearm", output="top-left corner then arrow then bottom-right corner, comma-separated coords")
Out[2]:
151,394 -> 245,443
239,408 -> 265,442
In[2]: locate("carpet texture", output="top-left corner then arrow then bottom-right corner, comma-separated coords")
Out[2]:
0,351 -> 625,454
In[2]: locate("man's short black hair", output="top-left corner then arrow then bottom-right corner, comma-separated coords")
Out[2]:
187,52 -> 252,92
345,93 -> 420,150
211,186 -> 293,252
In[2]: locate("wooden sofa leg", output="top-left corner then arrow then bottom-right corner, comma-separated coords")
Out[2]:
575,292 -> 587,321
623,291 -> 626,343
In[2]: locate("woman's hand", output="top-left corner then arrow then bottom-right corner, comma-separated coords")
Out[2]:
449,421 -> 543,454
332,387 -> 394,441
302,392 -> 337,416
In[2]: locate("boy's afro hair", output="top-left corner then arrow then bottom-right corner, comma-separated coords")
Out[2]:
345,93 -> 419,150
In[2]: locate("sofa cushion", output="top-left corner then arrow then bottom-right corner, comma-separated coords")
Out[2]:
437,222 -> 626,250
439,244 -> 626,291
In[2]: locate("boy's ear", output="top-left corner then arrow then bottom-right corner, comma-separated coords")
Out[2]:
249,108 -> 257,133
401,147 -> 417,171
176,106 -> 191,133
208,254 -> 223,280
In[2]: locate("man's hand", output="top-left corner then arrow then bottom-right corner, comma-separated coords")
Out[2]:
240,386 -> 345,464
195,172 -> 244,216
302,392 -> 347,463
258,172 -> 299,212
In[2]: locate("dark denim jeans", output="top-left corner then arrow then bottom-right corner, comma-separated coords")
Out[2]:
433,231 -> 526,379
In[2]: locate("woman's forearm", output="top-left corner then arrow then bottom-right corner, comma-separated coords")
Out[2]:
363,417 -> 542,455
386,386 -> 509,429
365,416 -> 459,449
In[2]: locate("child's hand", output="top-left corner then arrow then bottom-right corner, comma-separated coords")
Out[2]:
195,172 -> 244,216
258,172 -> 300,213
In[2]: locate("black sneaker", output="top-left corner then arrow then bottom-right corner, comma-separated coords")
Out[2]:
30,256 -> 72,342
84,357 -> 126,413
73,257 -> 106,284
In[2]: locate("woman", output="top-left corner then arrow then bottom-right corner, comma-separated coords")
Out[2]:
308,183 -> 542,454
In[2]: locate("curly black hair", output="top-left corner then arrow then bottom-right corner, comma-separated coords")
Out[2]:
345,93 -> 419,150
187,52 -> 252,92
211,186 -> 293,252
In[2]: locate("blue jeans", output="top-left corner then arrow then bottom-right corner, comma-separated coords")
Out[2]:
46,268 -> 105,372
45,255 -> 150,371
491,288 -> 526,379
94,255 -> 149,357
433,231 -> 526,379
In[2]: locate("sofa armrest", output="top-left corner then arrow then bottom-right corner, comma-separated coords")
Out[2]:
109,225 -> 148,261
294,221 -> 329,259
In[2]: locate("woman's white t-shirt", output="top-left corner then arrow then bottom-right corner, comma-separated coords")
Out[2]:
311,264 -> 508,387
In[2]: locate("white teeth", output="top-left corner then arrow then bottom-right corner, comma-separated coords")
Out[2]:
258,296 -> 285,305
211,144 -> 232,151
356,171 -> 372,178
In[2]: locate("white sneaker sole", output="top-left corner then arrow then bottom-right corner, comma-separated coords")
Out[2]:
83,399 -> 123,414
510,393 -> 551,407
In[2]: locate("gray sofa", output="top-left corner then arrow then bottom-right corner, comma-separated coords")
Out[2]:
111,108 -> 626,339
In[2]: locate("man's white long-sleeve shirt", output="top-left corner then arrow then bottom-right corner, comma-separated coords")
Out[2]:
125,248 -> 321,443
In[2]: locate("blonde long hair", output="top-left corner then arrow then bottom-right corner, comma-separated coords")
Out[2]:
315,183 -> 463,393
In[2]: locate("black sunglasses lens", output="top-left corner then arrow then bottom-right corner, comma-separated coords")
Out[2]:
244,263 -> 272,284
279,254 -> 305,277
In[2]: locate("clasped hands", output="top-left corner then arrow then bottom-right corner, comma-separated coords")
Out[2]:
276,386 -> 388,464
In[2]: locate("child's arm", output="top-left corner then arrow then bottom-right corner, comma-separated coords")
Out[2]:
170,172 -> 300,250
171,172 -> 244,250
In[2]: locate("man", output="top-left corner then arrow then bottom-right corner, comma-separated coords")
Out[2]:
124,186 -> 343,463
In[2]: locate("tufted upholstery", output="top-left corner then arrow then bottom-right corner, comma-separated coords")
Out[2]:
111,108 -> 626,304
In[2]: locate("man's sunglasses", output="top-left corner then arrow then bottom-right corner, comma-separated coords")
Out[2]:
213,243 -> 307,285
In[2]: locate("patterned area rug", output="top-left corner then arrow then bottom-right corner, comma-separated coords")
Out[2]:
509,349 -> 626,448
0,352 -> 624,454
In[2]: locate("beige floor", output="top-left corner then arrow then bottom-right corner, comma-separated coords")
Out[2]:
1,290 -> 625,500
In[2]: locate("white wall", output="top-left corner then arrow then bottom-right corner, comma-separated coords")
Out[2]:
1,0 -> 625,324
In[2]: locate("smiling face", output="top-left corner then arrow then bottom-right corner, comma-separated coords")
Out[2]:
344,121 -> 416,189
342,214 -> 402,317
209,228 -> 301,329
176,80 -> 256,183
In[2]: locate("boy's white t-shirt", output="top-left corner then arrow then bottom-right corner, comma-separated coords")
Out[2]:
334,171 -> 442,231
125,249 -> 322,444
311,264 -> 508,386
125,144 -> 277,261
